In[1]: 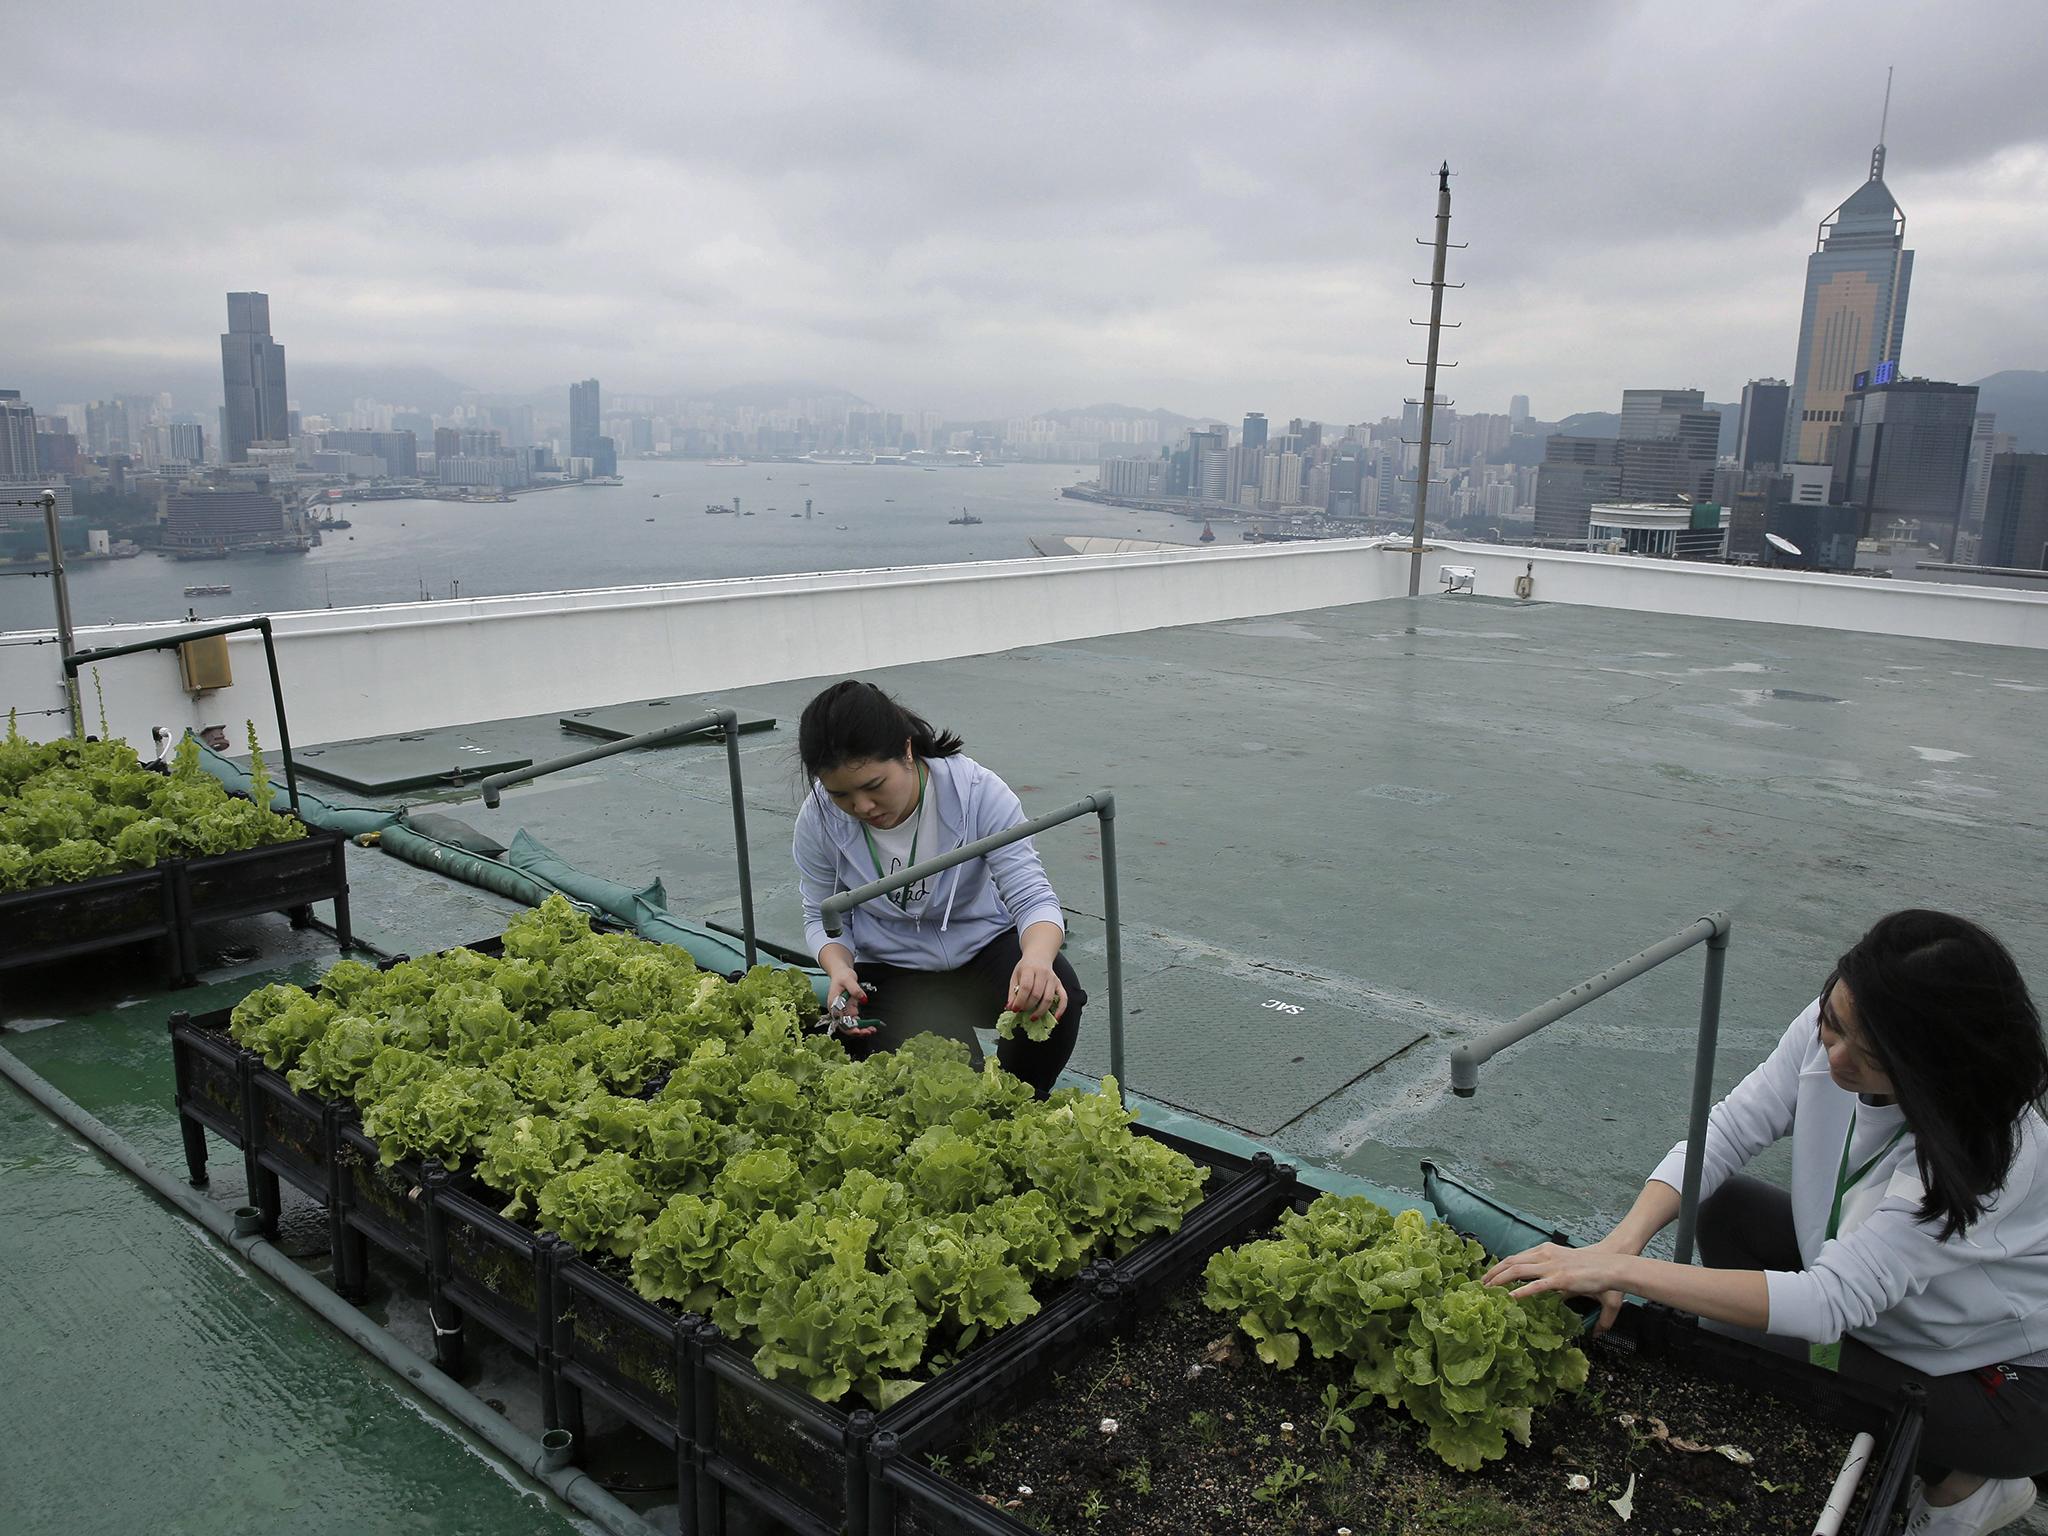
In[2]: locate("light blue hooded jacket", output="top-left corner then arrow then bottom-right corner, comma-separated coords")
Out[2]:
794,752 -> 1065,971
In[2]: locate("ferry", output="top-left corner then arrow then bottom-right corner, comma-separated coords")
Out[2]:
180,583 -> 232,597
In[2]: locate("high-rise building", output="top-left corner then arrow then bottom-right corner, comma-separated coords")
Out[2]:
0,390 -> 36,479
1784,129 -> 1912,465
1618,388 -> 1717,502
1960,413 -> 2003,536
1240,412 -> 1267,451
569,379 -> 601,463
1982,454 -> 2048,571
320,429 -> 417,479
220,292 -> 290,463
1509,395 -> 1531,432
1533,436 -> 1621,541
1621,389 -> 1704,444
1736,380 -> 1791,470
1829,376 -> 1977,548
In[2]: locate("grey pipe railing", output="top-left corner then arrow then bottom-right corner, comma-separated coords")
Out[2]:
480,709 -> 755,967
819,792 -> 1126,1088
1449,912 -> 1731,1265
68,615 -> 301,816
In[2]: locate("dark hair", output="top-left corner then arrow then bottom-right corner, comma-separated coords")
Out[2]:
797,680 -> 963,780
1834,910 -> 2046,1240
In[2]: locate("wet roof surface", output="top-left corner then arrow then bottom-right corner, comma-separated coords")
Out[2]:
277,591 -> 2048,1226
6,590 -> 2048,1532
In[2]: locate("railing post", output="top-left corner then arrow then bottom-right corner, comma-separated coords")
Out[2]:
818,792 -> 1132,1097
717,710 -> 757,968
256,618 -> 302,816
1096,793 -> 1125,1087
1672,915 -> 1731,1266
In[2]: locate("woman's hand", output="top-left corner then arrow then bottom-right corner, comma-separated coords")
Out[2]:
823,962 -> 875,1038
1483,1242 -> 1634,1333
1007,958 -> 1066,1020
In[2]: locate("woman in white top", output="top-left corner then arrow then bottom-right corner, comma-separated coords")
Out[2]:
1487,911 -> 2048,1536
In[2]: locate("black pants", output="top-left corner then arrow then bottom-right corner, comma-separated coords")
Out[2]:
847,928 -> 1084,1099
1698,1175 -> 2048,1480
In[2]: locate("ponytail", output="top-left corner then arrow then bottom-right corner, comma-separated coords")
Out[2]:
797,680 -> 963,780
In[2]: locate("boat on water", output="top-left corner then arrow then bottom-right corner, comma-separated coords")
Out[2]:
947,510 -> 984,526
704,456 -> 747,467
180,583 -> 231,597
704,503 -> 738,515
1199,519 -> 1216,543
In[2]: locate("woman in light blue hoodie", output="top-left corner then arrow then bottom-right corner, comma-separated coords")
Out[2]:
791,679 -> 1083,1097
1488,912 -> 2048,1536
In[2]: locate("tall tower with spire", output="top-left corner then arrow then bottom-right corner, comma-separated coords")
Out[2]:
1782,72 -> 1913,466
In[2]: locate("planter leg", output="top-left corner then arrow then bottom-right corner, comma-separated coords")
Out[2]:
287,903 -> 313,929
338,1227 -> 368,1303
430,1301 -> 466,1375
179,1113 -> 210,1187
558,1378 -> 585,1446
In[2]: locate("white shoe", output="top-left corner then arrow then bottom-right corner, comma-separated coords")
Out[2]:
1905,1475 -> 2041,1535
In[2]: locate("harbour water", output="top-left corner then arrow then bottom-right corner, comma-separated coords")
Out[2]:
0,461 -> 1200,630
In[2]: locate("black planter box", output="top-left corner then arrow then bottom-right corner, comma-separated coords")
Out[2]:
0,825 -> 351,986
162,929 -> 1283,1536
865,1173 -> 1926,1536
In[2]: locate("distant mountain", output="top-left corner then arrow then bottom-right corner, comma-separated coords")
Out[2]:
1552,411 -> 1620,439
291,365 -> 476,417
1973,371 -> 2048,452
703,381 -> 873,411
1040,403 -> 1204,429
1546,402 -> 1740,457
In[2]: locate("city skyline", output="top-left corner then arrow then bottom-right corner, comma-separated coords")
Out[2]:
7,2 -> 2047,423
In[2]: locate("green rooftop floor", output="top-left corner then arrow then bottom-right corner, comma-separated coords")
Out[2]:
4,591 -> 2046,1532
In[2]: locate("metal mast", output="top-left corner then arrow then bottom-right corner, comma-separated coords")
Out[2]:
1406,162 -> 1463,596
4,488 -> 81,735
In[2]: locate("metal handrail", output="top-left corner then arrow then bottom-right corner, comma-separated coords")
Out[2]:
479,709 -> 757,967
819,792 -> 1126,1088
1449,912 -> 1731,1265
67,616 -> 302,817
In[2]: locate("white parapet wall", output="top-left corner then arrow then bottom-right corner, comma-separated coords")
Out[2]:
1,543 -> 1405,751
4,539 -> 2043,751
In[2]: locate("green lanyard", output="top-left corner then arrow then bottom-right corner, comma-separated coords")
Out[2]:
1810,1110 -> 1908,1372
860,765 -> 926,906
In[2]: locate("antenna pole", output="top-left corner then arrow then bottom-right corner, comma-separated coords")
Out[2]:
1871,65 -> 1893,181
1407,164 -> 1454,597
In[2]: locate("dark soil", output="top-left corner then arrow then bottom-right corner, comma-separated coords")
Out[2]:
930,1282 -> 1881,1536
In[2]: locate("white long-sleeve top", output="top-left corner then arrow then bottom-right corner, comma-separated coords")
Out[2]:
1648,1000 -> 2048,1375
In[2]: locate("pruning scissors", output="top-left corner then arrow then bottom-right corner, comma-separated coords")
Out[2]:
825,982 -> 879,1037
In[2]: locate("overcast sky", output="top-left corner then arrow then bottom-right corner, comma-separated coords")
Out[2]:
8,0 -> 2045,422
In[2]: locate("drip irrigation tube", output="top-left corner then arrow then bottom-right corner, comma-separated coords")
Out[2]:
0,1042 -> 660,1536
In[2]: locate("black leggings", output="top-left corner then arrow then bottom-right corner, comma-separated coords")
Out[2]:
847,928 -> 1084,1098
1697,1175 -> 2048,1480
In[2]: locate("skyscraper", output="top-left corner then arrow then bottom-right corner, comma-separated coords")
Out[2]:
0,390 -> 37,480
1240,412 -> 1268,451
570,379 -> 601,463
1983,454 -> 2048,571
1829,376 -> 1977,549
1509,395 -> 1531,432
220,292 -> 290,464
1736,379 -> 1791,470
1783,116 -> 1912,466
1618,388 -> 1718,502
1533,436 -> 1621,542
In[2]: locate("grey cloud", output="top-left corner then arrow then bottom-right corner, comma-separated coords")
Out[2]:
7,0 -> 2045,420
